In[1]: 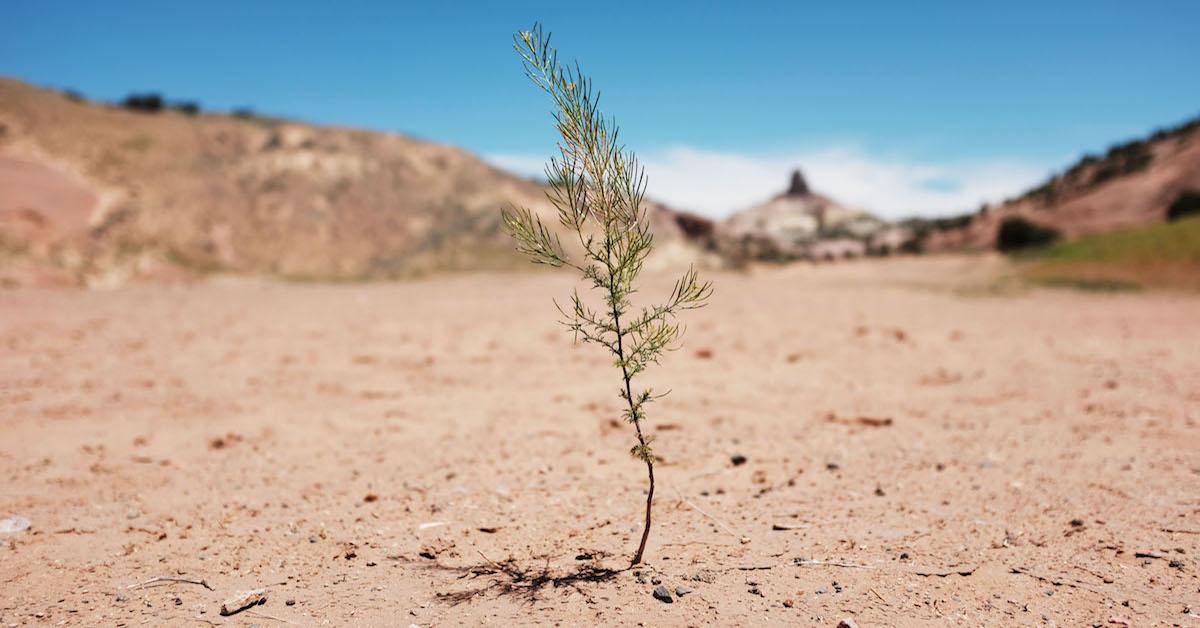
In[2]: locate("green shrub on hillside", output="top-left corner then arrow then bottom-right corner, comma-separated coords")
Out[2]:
121,93 -> 164,113
996,216 -> 1060,252
1166,191 -> 1200,222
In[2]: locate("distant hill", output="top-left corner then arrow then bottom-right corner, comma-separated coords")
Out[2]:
0,77 -> 718,287
921,115 -> 1200,251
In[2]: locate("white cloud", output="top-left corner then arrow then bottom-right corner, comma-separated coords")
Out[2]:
488,145 -> 1059,220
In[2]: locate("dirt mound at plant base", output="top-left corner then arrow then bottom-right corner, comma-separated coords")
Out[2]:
0,77 -> 719,286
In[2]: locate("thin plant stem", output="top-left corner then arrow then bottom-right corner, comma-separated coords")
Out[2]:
502,23 -> 711,565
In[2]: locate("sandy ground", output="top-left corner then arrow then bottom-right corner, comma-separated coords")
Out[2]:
1,256 -> 1198,626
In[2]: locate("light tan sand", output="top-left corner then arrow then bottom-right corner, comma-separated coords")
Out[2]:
1,257 -> 1198,625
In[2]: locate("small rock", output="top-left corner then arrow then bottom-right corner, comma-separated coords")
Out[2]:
782,598 -> 794,608
219,588 -> 267,616
0,516 -> 31,533
574,553 -> 593,561
652,585 -> 673,603
285,599 -> 296,606
837,619 -> 860,628
825,462 -> 840,471
815,587 -> 827,595
874,486 -> 885,497
651,577 -> 661,585
675,585 -> 693,597
731,454 -> 747,466
690,570 -> 717,583
173,597 -> 182,606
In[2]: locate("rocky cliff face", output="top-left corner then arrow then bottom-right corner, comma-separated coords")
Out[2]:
0,77 -> 719,287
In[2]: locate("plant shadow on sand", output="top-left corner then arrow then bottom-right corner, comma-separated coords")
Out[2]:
404,551 -> 627,605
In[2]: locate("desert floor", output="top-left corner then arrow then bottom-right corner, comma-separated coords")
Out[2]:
1,256 -> 1198,626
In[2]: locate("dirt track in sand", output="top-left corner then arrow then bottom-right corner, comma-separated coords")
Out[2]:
1,257 -> 1198,626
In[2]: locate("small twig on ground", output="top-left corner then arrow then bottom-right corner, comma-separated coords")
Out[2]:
245,609 -> 295,624
671,486 -> 746,540
870,588 -> 888,604
911,564 -> 977,577
127,576 -> 214,591
795,559 -> 876,569
660,540 -> 740,549
1009,567 -> 1107,597
1073,565 -> 1115,583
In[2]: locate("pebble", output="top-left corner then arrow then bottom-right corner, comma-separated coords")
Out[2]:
837,619 -> 860,628
731,454 -> 747,466
675,586 -> 693,597
652,585 -> 673,603
0,516 -> 31,533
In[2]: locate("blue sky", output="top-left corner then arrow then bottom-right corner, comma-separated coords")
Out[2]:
3,1 -> 1198,217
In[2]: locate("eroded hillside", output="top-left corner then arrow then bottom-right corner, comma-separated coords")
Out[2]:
0,78 -> 717,286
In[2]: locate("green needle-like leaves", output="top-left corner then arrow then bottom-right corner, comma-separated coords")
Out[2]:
502,23 -> 712,566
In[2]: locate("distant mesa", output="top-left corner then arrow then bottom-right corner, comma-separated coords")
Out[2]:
720,169 -> 911,261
